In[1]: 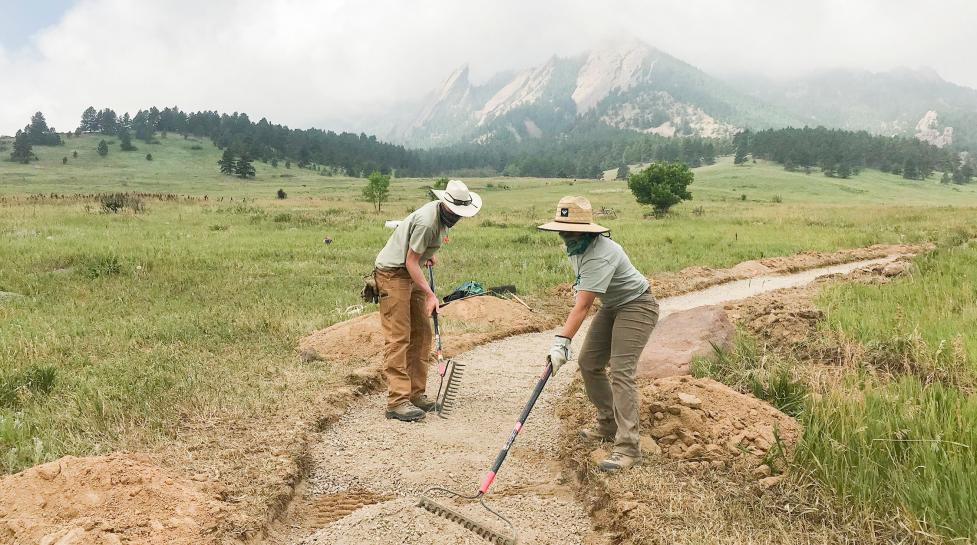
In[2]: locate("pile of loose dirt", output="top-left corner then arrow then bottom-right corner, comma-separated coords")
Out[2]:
640,376 -> 800,473
297,296 -> 554,365
0,453 -> 229,545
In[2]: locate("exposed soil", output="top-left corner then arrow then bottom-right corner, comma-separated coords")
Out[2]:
0,245 -> 930,545
649,243 -> 929,298
0,454 -> 228,545
639,376 -> 800,472
297,295 -> 556,367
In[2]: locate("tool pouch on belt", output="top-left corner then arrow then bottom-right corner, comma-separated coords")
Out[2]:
361,271 -> 380,304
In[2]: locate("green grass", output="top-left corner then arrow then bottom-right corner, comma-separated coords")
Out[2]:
2,136 -> 977,481
819,242 -> 977,386
796,378 -> 977,541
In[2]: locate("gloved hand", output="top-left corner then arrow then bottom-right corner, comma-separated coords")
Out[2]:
548,335 -> 573,376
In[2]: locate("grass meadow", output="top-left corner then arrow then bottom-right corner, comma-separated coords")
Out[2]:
3,135 -> 977,539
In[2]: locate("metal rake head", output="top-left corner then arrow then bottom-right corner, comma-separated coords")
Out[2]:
436,360 -> 465,418
418,487 -> 516,545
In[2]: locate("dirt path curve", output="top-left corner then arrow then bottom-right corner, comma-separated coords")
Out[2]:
280,256 -> 902,545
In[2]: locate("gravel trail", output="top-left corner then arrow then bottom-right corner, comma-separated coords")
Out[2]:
289,256 -> 902,545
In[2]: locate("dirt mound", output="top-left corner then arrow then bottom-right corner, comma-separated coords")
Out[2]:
640,376 -> 800,473
297,295 -> 554,365
0,453 -> 229,545
637,305 -> 734,379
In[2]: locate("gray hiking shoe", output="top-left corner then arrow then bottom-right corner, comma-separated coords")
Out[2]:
385,401 -> 425,422
579,428 -> 615,443
598,452 -> 641,473
410,395 -> 437,413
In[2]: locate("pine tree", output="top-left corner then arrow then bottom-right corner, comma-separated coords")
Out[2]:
218,149 -> 236,175
234,154 -> 256,178
616,165 -> 629,180
79,106 -> 99,133
62,156 -> 68,165
97,139 -> 109,157
941,171 -> 951,184
98,109 -> 118,135
27,112 -> 62,145
10,130 -> 34,163
903,158 -> 918,180
837,161 -> 852,179
118,127 -> 137,151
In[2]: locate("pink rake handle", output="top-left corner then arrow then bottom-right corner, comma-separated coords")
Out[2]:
476,362 -> 553,496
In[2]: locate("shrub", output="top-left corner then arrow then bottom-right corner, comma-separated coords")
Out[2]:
741,194 -> 747,201
145,153 -> 153,161
189,144 -> 203,150
83,254 -> 123,279
276,188 -> 287,200
97,193 -> 144,214
772,194 -> 783,203
0,365 -> 57,409
627,161 -> 694,216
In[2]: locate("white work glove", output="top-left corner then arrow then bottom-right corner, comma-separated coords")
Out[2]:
548,335 -> 573,376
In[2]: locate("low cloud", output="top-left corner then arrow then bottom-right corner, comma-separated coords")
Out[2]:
1,0 -> 975,135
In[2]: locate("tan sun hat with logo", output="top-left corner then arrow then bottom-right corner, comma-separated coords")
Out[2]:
537,196 -> 609,233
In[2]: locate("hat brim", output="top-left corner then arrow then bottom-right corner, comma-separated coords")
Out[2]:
537,221 -> 609,233
432,189 -> 482,217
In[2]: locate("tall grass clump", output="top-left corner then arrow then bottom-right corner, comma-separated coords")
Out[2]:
795,378 -> 977,541
692,335 -> 808,417
818,243 -> 977,387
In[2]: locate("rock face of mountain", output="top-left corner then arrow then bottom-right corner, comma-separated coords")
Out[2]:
388,40 -> 799,147
728,68 -> 977,149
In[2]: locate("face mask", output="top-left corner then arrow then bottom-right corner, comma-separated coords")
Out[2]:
439,204 -> 460,228
560,232 -> 596,256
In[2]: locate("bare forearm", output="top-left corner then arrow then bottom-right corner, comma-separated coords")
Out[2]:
405,258 -> 434,295
560,306 -> 588,338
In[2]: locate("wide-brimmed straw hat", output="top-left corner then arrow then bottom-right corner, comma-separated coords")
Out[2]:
432,180 -> 482,217
537,196 -> 609,233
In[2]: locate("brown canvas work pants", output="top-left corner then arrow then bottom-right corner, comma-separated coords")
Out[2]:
375,268 -> 432,408
578,292 -> 659,458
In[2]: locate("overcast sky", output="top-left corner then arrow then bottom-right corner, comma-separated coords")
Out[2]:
1,0 -> 975,135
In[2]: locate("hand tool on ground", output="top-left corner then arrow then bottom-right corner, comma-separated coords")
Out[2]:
418,359 -> 555,544
428,264 -> 465,418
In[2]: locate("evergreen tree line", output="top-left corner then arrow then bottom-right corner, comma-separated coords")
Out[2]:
736,126 -> 974,182
69,105 -> 724,177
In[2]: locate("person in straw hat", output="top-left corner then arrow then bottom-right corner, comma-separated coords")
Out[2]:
538,196 -> 659,471
374,180 -> 482,422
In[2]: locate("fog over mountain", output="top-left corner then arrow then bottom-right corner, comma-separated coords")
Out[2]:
1,0 -> 975,139
372,39 -> 977,149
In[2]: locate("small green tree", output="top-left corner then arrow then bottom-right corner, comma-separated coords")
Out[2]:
616,165 -> 629,180
118,127 -> 137,151
903,158 -> 918,180
145,153 -> 153,161
627,161 -> 694,216
10,130 -> 34,163
72,150 -> 78,158
97,139 -> 109,157
62,156 -> 68,165
234,154 -> 256,178
362,170 -> 391,213
218,149 -> 236,175
276,188 -> 287,199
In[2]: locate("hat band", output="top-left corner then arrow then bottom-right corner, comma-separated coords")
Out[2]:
445,193 -> 472,206
555,217 -> 592,224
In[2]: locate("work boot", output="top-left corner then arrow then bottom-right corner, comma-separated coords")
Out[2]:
598,452 -> 641,473
578,428 -> 615,443
410,394 -> 438,413
385,401 -> 425,422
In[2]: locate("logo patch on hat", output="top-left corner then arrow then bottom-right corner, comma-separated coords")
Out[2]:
560,208 -> 569,217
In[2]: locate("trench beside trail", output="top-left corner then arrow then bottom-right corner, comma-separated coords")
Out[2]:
267,256 -> 901,545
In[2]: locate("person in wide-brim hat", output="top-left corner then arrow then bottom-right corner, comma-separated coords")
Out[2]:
538,196 -> 659,473
432,180 -> 482,217
373,179 -> 481,422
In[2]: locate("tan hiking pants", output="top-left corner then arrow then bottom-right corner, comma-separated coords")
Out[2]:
578,292 -> 659,457
376,268 -> 432,408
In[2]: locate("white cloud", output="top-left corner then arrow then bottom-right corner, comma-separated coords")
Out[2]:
1,0 -> 975,135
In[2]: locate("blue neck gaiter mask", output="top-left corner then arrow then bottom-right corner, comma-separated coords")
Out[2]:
561,233 -> 597,256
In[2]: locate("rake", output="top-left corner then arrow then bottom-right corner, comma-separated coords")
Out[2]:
418,360 -> 555,544
428,265 -> 465,418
